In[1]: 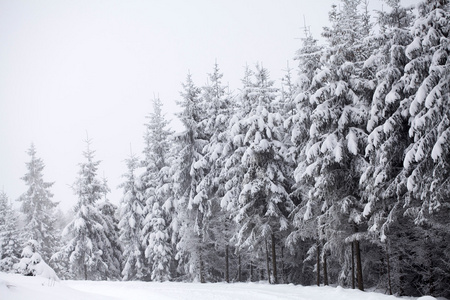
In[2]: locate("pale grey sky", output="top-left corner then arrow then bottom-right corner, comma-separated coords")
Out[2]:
0,0 -> 420,212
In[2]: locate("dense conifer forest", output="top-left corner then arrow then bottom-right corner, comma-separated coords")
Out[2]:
1,0 -> 449,298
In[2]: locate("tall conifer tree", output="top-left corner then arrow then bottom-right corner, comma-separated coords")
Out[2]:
0,191 -> 21,272
18,144 -> 58,263
58,138 -> 111,280
141,97 -> 175,281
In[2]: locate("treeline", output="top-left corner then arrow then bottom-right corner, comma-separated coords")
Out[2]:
1,0 -> 449,298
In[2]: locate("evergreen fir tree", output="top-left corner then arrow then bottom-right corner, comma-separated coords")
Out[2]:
400,1 -> 450,296
285,28 -> 323,286
57,138 -> 112,280
360,0 -> 414,294
294,1 -> 374,288
17,144 -> 58,263
141,97 -> 175,281
192,63 -> 237,282
227,65 -> 293,284
98,186 -> 123,280
0,191 -> 21,272
118,153 -> 147,281
173,73 -> 208,282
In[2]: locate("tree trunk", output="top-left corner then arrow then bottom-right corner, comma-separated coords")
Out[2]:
250,259 -> 253,282
281,246 -> 285,284
351,242 -> 355,289
225,244 -> 230,283
238,254 -> 242,282
317,242 -> 321,286
355,240 -> 364,291
83,252 -> 88,280
199,252 -> 205,283
386,246 -> 392,295
323,251 -> 328,286
265,238 -> 272,284
271,233 -> 278,284
84,262 -> 88,280
353,224 -> 364,291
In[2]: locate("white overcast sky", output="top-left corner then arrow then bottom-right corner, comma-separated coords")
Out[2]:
0,0 -> 420,212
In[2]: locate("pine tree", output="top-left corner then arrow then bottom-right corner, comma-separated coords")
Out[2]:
57,138 -> 112,280
17,144 -> 58,263
141,97 -> 175,281
293,1 -> 374,288
404,0 -> 450,227
98,184 -> 123,280
173,73 -> 209,282
0,191 -> 21,272
360,0 -> 415,294
285,28 -> 324,286
221,66 -> 254,229
400,1 -> 450,296
228,65 -> 293,284
50,209 -> 72,279
191,63 -> 237,282
118,153 -> 147,281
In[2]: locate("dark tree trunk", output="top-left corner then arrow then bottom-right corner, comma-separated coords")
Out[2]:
271,233 -> 278,284
355,240 -> 364,291
225,244 -> 230,283
386,246 -> 392,295
317,242 -> 321,286
265,238 -> 272,284
353,224 -> 364,291
250,259 -> 254,282
238,254 -> 242,282
351,242 -> 355,289
281,246 -> 285,284
323,251 -> 328,286
199,252 -> 205,283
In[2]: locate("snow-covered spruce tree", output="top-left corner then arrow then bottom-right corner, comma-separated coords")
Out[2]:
141,97 -> 175,282
219,67 -> 252,282
221,65 -> 271,282
118,153 -> 147,281
399,1 -> 450,297
229,64 -> 293,284
220,65 -> 255,235
295,0 -> 375,289
97,184 -> 122,280
17,144 -> 58,263
273,64 -> 305,285
192,63 -> 238,282
0,191 -> 21,272
58,138 -> 112,280
221,65 -> 266,283
17,239 -> 39,276
50,209 -> 73,279
173,73 -> 209,282
360,0 -> 415,294
17,239 -> 59,281
145,201 -> 172,281
285,29 -> 324,286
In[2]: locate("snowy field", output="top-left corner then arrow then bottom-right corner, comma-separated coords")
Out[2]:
0,272 -> 437,300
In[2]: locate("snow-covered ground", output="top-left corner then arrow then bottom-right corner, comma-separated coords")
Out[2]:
0,272 -> 438,300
